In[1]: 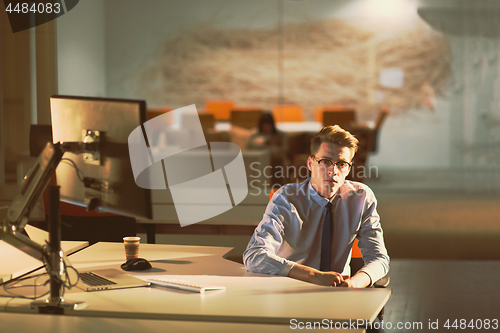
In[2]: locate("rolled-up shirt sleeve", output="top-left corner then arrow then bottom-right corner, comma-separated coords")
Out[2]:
243,196 -> 295,276
356,187 -> 390,285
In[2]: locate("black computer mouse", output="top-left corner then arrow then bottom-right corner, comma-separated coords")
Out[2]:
121,258 -> 152,271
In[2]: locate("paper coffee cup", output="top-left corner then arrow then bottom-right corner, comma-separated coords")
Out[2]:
123,236 -> 141,260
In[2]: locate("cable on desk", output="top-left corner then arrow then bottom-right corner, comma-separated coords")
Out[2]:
0,265 -> 46,288
1,273 -> 51,300
1,242 -> 80,300
41,241 -> 80,291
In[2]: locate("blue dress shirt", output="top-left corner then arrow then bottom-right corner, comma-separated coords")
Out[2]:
243,178 -> 389,286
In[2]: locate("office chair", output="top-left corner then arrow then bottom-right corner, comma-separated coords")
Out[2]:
346,126 -> 374,183
198,113 -> 215,131
371,107 -> 390,153
350,240 -> 389,322
230,108 -> 263,129
315,105 -> 356,124
322,109 -> 357,129
272,104 -> 304,123
205,99 -> 235,121
146,106 -> 173,121
285,132 -> 313,183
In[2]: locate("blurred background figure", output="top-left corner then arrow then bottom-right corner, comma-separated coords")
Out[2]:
246,112 -> 288,186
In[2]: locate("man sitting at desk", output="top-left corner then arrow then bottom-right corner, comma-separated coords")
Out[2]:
243,125 -> 389,288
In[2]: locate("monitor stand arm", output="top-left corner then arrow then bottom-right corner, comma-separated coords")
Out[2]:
1,140 -> 99,314
31,185 -> 87,314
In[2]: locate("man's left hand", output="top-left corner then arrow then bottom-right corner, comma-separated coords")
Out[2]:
338,272 -> 371,288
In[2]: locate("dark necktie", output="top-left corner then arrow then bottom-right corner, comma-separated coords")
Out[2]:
320,202 -> 332,271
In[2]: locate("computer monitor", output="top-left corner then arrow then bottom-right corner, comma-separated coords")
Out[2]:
50,95 -> 152,220
0,95 -> 152,310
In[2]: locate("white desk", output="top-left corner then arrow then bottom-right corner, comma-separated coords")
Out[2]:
0,313 -> 366,333
0,243 -> 390,328
214,121 -> 323,133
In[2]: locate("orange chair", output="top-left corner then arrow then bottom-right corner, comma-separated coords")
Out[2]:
205,100 -> 235,121
349,238 -> 363,273
272,104 -> 304,123
269,188 -> 279,200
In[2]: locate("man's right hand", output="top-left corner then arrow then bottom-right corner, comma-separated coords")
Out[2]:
288,263 -> 348,286
312,271 -> 350,287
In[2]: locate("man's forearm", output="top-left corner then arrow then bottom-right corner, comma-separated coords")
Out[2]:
287,263 -> 347,286
342,271 -> 371,288
287,263 -> 315,282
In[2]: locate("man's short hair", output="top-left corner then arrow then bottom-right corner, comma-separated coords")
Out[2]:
310,125 -> 359,160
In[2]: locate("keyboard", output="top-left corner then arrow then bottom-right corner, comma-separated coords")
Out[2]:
146,278 -> 226,293
80,272 -> 117,287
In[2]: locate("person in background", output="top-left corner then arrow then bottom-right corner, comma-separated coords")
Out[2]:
244,125 -> 389,288
246,112 -> 288,185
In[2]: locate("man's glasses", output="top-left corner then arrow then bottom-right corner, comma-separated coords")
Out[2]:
311,155 -> 352,172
